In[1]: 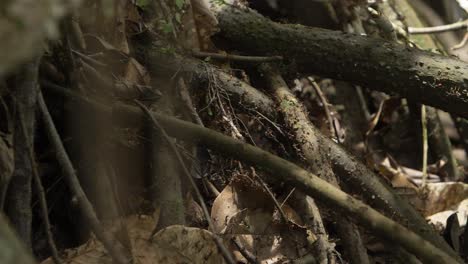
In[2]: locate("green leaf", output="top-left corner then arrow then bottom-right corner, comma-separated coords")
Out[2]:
175,13 -> 181,23
175,0 -> 184,9
160,21 -> 174,34
136,0 -> 151,9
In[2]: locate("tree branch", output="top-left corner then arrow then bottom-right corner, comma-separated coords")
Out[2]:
213,6 -> 468,118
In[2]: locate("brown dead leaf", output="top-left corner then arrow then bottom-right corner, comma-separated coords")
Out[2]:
422,182 -> 468,216
143,225 -> 226,264
211,175 -> 309,263
41,216 -> 225,264
377,157 -> 418,190
211,175 -> 274,233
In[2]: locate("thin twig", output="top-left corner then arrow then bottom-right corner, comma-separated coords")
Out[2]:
42,83 -> 461,262
135,101 -> 236,264
408,19 -> 468,34
452,32 -> 468,50
20,114 -> 62,264
251,168 -> 288,223
308,77 -> 338,140
37,91 -> 131,264
232,237 -> 259,264
421,105 -> 428,187
280,187 -> 296,208
192,50 -> 283,63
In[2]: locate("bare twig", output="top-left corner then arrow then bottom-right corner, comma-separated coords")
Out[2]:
44,81 -> 462,262
135,101 -> 236,264
452,32 -> 468,50
408,19 -> 468,34
192,51 -> 282,63
251,168 -> 287,223
37,91 -> 131,264
421,105 -> 428,187
280,187 -> 296,208
232,237 -> 259,264
308,77 -> 337,140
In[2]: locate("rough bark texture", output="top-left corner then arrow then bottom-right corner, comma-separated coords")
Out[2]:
46,74 -> 459,261
263,66 -> 369,264
392,0 -> 461,181
214,6 -> 468,118
144,52 -> 277,120
6,57 -> 40,247
264,68 -> 336,264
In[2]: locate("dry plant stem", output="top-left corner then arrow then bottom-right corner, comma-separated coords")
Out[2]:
452,32 -> 468,50
408,19 -> 468,34
214,6 -> 468,118
392,0 -> 461,181
421,105 -> 428,186
43,85 -> 461,263
44,78 -> 457,259
20,116 -> 62,264
252,169 -> 287,222
192,51 -> 283,62
37,91 -> 131,264
308,78 -> 335,137
232,237 -> 259,264
135,101 -> 236,264
408,0 -> 468,163
145,115 -> 460,264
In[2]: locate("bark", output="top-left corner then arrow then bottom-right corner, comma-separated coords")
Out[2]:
145,52 -> 277,120
45,73 -> 458,260
45,85 -> 462,263
392,0 -> 461,181
408,0 -> 468,173
264,68 -> 335,264
213,6 -> 468,118
6,57 -> 40,247
263,65 -> 369,264
117,104 -> 460,264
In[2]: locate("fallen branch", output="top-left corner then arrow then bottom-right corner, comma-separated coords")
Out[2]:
145,52 -> 277,120
42,84 -> 461,263
213,6 -> 468,118
136,101 -> 236,264
44,79 -> 457,259
123,103 -> 460,264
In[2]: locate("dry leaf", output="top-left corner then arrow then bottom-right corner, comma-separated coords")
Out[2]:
211,175 -> 309,263
41,216 -> 226,264
421,182 -> 468,216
